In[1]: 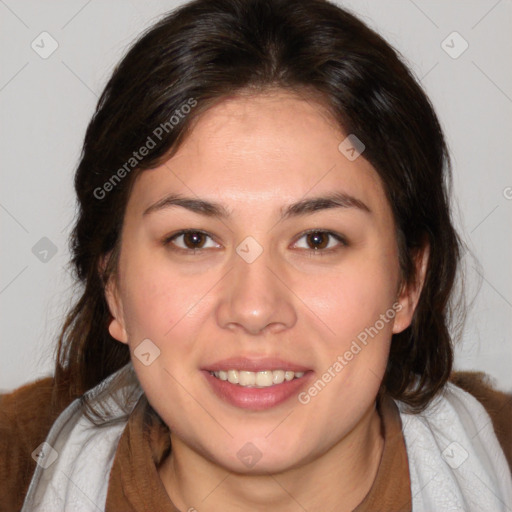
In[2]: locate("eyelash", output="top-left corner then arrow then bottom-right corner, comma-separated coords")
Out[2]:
162,228 -> 348,256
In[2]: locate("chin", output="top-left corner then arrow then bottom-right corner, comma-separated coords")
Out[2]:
220,453 -> 304,476
206,436 -> 310,475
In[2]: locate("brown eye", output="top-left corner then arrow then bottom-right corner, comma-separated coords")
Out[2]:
306,232 -> 329,250
182,231 -> 206,249
165,230 -> 220,252
293,230 -> 347,253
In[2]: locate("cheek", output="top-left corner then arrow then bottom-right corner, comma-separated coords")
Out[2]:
118,249 -> 210,341
297,263 -> 397,429
303,251 -> 399,346
117,256 -> 213,415
120,271 -> 175,340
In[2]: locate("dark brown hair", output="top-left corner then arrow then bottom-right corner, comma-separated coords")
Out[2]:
55,0 -> 465,414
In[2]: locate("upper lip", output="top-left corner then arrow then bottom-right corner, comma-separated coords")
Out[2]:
203,357 -> 312,373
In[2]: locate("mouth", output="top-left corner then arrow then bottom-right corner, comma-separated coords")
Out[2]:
201,358 -> 313,411
208,369 -> 305,388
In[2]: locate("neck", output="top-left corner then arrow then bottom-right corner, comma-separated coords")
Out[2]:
158,402 -> 384,512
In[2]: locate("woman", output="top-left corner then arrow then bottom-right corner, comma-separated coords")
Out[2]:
1,0 -> 511,510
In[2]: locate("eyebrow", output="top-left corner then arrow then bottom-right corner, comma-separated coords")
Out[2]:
143,191 -> 371,219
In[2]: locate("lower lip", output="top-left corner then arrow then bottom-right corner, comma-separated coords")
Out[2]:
202,371 -> 313,411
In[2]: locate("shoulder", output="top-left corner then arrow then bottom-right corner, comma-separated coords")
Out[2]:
449,370 -> 512,472
0,374 -> 74,512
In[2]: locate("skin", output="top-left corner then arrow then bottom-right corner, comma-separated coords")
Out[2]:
105,90 -> 428,511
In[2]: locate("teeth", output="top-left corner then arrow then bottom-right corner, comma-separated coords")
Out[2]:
227,369 -> 239,384
239,371 -> 256,386
211,369 -> 306,388
272,370 -> 285,384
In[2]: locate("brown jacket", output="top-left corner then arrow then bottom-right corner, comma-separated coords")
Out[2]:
1,371 -> 511,511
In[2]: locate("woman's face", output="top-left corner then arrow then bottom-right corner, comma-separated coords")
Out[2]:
106,90 -> 421,473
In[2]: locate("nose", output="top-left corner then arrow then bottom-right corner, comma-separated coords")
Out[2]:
215,244 -> 297,335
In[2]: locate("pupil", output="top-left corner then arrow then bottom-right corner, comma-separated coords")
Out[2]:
307,232 -> 327,249
184,232 -> 204,249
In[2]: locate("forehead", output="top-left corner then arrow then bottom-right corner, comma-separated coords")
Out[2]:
127,91 -> 389,219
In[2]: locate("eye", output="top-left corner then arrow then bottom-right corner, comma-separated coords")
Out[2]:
164,230 -> 220,252
163,229 -> 347,255
292,230 -> 347,253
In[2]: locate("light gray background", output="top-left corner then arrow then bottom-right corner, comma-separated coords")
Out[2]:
1,0 -> 511,391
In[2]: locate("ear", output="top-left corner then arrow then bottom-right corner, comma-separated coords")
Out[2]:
392,243 -> 430,334
100,254 -> 129,344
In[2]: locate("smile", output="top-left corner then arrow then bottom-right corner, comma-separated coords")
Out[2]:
204,369 -> 313,411
209,369 -> 305,388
